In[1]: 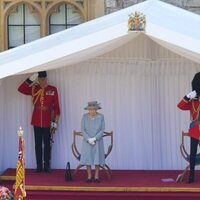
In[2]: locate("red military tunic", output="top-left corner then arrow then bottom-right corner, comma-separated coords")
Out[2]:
18,81 -> 60,128
177,98 -> 200,140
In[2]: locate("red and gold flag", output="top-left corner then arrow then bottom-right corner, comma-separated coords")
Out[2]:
14,127 -> 26,200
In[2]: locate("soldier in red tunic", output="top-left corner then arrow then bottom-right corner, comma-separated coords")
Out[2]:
177,72 -> 200,183
18,71 -> 60,172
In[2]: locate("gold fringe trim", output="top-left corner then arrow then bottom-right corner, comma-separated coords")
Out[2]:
3,175 -> 200,193
0,175 -> 15,181
23,185 -> 200,193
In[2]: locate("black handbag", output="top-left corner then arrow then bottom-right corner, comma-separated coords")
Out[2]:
65,162 -> 73,181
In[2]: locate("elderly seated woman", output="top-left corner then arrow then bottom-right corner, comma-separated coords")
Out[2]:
80,101 -> 105,183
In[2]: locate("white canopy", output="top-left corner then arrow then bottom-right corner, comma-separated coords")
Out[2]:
0,0 -> 200,79
1,0 -> 200,172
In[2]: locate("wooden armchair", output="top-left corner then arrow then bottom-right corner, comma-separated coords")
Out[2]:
71,130 -> 113,179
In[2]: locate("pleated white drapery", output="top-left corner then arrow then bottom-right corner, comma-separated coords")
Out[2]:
0,35 -> 200,174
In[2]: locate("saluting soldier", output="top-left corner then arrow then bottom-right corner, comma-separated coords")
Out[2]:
18,71 -> 60,172
177,72 -> 200,183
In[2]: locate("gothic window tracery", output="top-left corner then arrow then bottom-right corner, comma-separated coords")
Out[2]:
7,3 -> 41,49
49,3 -> 83,35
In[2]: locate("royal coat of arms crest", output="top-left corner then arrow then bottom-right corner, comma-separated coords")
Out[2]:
128,11 -> 146,31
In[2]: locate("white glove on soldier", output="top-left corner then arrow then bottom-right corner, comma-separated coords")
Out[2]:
51,122 -> 57,129
186,90 -> 197,99
50,121 -> 57,134
29,73 -> 38,82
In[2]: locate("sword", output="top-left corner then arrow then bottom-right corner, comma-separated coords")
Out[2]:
49,130 -> 54,172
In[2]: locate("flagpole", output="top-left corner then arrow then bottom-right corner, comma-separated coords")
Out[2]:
14,126 -> 26,200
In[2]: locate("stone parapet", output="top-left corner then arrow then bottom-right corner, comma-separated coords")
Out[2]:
105,0 -> 200,15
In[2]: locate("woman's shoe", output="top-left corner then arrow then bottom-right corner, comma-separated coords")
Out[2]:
86,178 -> 92,183
94,178 -> 100,183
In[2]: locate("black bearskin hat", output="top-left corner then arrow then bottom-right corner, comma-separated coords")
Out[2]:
192,72 -> 200,96
38,71 -> 47,78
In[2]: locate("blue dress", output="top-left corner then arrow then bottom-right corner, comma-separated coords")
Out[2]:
80,113 -> 105,165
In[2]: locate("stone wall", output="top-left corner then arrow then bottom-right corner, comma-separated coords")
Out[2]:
105,0 -> 200,15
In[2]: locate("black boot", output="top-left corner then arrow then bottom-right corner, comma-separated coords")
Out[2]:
35,162 -> 43,172
44,162 -> 51,173
188,172 -> 195,183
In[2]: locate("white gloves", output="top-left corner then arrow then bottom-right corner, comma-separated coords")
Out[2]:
29,73 -> 38,82
186,90 -> 197,99
51,121 -> 57,129
50,121 -> 58,134
88,137 -> 96,145
91,137 -> 96,143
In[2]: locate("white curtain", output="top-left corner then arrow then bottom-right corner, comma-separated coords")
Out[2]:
1,37 -> 200,173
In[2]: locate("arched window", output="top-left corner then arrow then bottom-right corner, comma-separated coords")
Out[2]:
49,3 -> 83,35
7,4 -> 40,49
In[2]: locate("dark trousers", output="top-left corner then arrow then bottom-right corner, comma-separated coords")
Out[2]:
189,137 -> 199,175
34,126 -> 51,170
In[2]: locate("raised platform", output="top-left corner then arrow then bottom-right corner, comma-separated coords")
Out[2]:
1,169 -> 200,200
